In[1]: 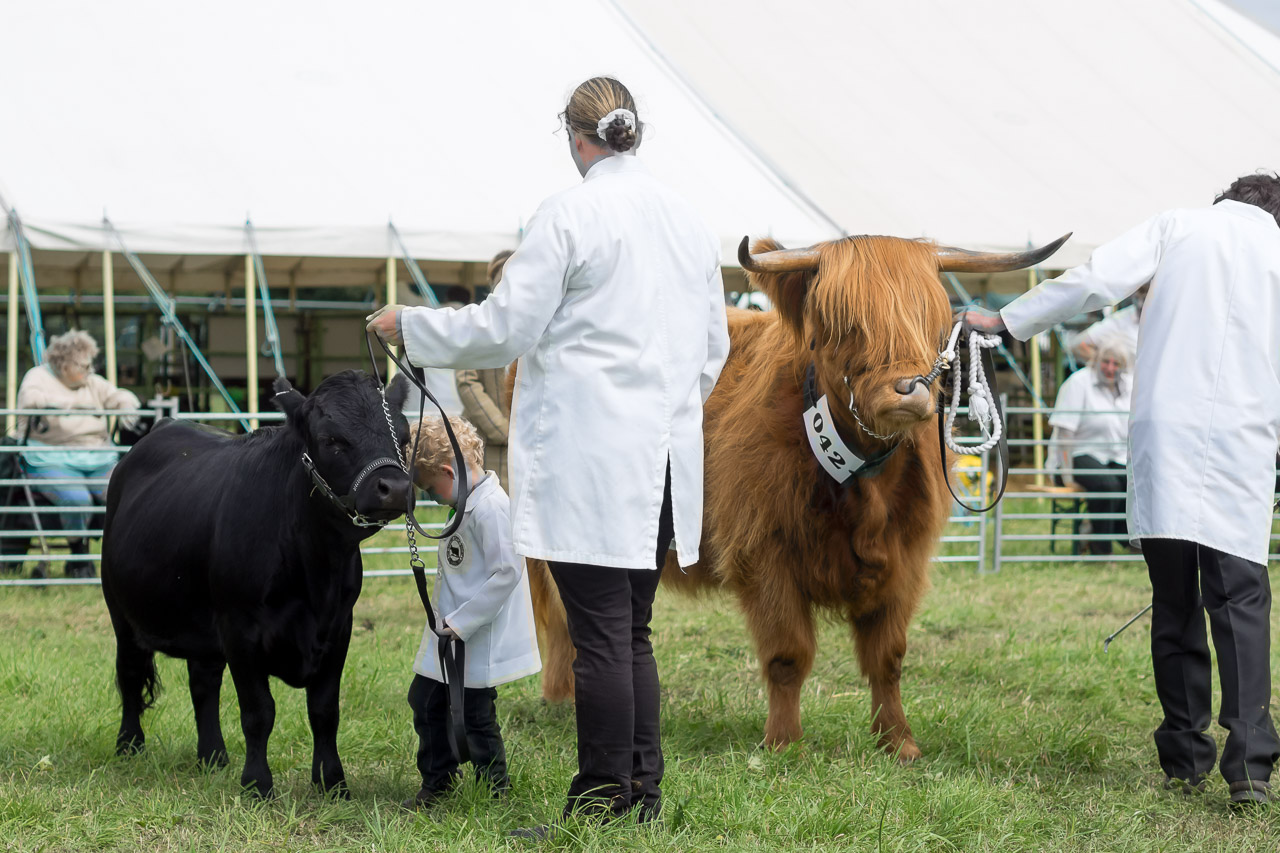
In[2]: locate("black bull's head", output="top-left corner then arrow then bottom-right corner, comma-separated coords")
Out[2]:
739,233 -> 1069,439
272,371 -> 414,524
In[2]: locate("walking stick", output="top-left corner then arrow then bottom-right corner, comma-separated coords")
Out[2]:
1103,603 -> 1153,653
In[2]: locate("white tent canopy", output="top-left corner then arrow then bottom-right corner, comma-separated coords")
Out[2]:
0,0 -> 835,264
2,0 -> 1278,268
613,0 -> 1280,266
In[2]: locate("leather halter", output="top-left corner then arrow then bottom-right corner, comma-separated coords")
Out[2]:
803,363 -> 899,483
300,451 -> 403,529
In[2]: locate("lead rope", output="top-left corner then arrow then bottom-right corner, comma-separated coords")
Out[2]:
366,331 -> 470,765
942,323 -> 1003,455
936,321 -> 1009,513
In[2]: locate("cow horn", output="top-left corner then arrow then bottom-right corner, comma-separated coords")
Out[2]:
934,233 -> 1072,273
737,236 -> 820,273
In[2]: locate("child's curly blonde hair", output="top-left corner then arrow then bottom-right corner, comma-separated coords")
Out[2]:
406,416 -> 485,483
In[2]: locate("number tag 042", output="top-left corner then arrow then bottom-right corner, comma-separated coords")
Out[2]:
804,394 -> 867,483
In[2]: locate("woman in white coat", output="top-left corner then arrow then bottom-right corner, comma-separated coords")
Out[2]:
962,173 -> 1280,809
368,76 -> 730,829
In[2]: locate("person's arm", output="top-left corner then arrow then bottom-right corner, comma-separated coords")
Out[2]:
90,376 -> 143,429
1048,371 -> 1086,485
1051,426 -> 1077,486
442,509 -> 523,642
999,213 -> 1170,342
398,207 -> 572,369
1070,336 -> 1097,364
701,264 -> 730,403
94,377 -> 141,412
15,382 -> 53,410
455,369 -> 509,445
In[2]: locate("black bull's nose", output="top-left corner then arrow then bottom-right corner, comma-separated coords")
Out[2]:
357,468 -> 414,516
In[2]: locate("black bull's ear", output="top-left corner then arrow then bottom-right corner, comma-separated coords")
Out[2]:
386,372 -> 410,413
271,376 -> 306,423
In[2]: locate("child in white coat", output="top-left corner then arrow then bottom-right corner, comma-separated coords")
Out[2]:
402,416 -> 540,809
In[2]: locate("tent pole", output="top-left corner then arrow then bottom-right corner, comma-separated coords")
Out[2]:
385,257 -> 397,381
6,253 -> 18,433
245,254 -> 258,430
102,250 -> 117,387
1028,266 -> 1044,486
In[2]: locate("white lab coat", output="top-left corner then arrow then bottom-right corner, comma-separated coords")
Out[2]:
1002,200 -> 1280,564
413,473 -> 541,688
401,155 -> 730,569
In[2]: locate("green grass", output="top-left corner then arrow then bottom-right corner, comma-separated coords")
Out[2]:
1,544 -> 1277,851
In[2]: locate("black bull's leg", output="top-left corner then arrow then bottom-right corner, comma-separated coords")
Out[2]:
188,657 -> 229,768
227,659 -> 277,798
306,618 -> 353,797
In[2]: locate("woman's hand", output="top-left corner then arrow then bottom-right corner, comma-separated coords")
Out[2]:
366,305 -> 404,347
955,305 -> 1007,335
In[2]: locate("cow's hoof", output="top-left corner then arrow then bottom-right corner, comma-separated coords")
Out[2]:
319,783 -> 351,801
762,731 -> 801,752
893,742 -> 922,763
241,779 -> 276,801
115,735 -> 144,756
763,721 -> 803,751
197,748 -> 230,769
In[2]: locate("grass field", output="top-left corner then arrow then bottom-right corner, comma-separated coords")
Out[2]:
1,537 -> 1277,851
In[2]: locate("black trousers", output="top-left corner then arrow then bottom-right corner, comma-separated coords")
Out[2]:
1142,539 -> 1279,785
546,466 -> 674,821
407,674 -> 508,794
1072,455 -> 1128,550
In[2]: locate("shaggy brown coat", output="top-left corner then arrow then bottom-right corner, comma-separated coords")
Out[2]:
529,235 -> 955,759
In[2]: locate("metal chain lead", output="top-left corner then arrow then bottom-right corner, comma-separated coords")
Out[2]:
844,377 -> 902,442
378,386 -> 428,574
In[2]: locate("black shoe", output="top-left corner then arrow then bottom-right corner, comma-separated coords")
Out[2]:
508,824 -> 556,841
1228,780 -> 1272,810
1162,775 -> 1207,795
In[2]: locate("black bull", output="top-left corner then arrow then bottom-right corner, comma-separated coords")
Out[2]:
101,371 -> 412,798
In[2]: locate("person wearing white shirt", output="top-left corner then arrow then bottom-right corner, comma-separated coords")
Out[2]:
368,77 -> 730,831
960,173 -> 1280,809
401,416 -> 539,810
1049,343 -> 1132,554
1067,285 -> 1147,364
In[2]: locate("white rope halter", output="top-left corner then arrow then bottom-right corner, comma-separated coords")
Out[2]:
940,320 -> 1003,455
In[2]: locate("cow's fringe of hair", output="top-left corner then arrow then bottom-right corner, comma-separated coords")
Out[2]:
810,237 -> 951,367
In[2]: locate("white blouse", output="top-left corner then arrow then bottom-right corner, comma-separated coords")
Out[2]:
1049,365 -> 1132,466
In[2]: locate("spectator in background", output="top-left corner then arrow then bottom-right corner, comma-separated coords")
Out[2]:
11,330 -> 141,577
1049,342 -> 1132,554
1068,282 -> 1148,363
456,250 -> 515,489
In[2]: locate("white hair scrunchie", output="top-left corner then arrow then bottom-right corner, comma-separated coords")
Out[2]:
596,108 -> 636,141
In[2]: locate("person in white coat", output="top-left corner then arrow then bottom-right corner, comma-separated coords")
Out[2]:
961,172 -> 1280,809
402,416 -> 540,809
1048,342 -> 1133,554
368,76 -> 730,829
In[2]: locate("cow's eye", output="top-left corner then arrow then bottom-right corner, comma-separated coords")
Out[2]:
321,435 -> 348,452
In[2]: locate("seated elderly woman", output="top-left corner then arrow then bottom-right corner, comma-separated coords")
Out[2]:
11,330 -> 140,577
1049,342 -> 1133,555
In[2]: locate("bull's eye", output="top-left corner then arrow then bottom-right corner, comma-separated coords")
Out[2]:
321,435 -> 348,453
